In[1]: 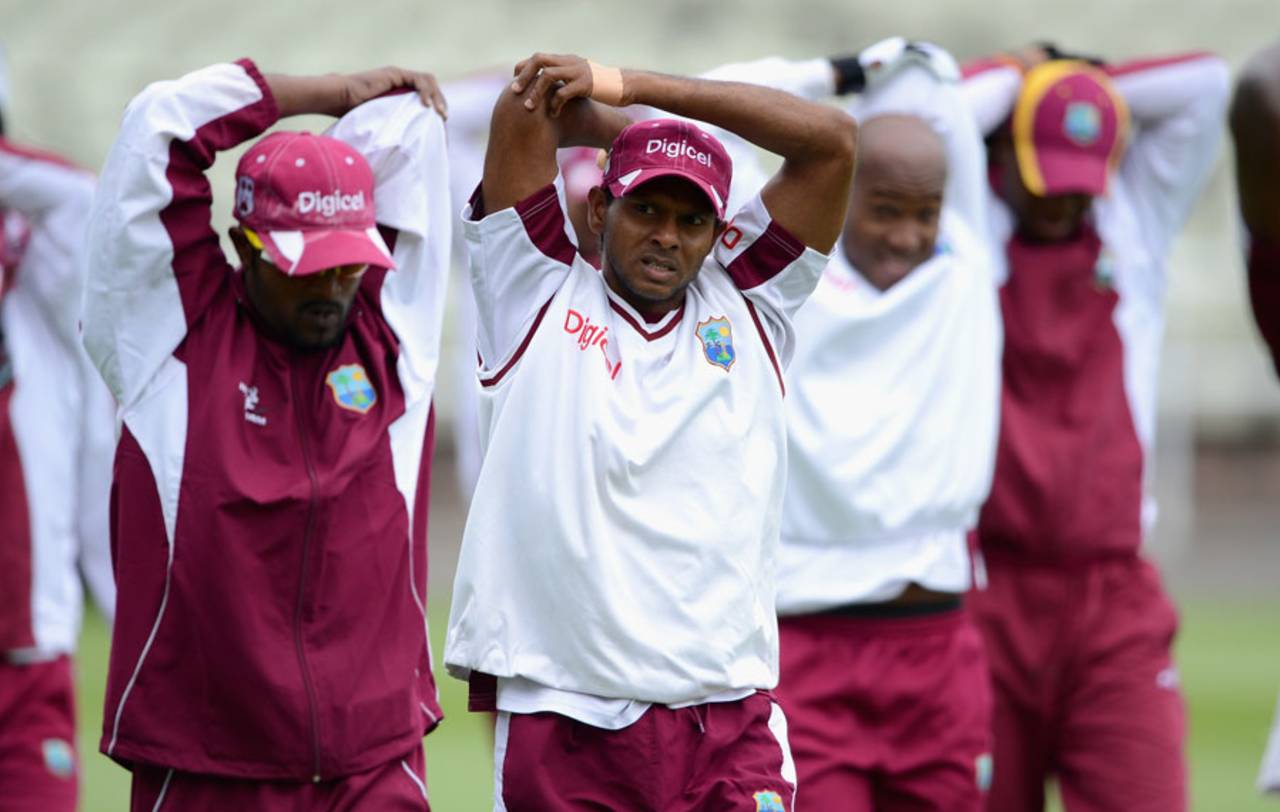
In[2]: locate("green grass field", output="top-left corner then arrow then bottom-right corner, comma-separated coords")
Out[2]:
74,598 -> 1280,811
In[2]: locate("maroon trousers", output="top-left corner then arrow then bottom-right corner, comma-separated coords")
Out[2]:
493,693 -> 795,811
971,554 -> 1186,812
777,607 -> 993,811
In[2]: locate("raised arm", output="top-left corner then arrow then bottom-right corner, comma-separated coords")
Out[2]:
480,68 -> 630,215
326,88 -> 452,405
1231,40 -> 1280,376
83,60 -> 279,407
510,53 -> 856,252
1107,52 -> 1230,254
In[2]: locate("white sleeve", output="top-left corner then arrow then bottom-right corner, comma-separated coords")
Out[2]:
326,92 -> 451,408
465,183 -> 575,379
82,59 -> 278,410
961,60 -> 1023,137
0,141 -> 95,354
1109,53 -> 1231,259
714,193 -> 829,367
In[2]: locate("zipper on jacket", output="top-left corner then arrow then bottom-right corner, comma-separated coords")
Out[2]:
290,364 -> 324,782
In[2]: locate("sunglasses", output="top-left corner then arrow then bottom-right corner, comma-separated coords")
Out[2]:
243,228 -> 369,281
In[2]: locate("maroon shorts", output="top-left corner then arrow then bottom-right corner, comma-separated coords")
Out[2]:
493,692 -> 795,811
129,745 -> 429,811
0,656 -> 78,812
776,606 -> 993,811
971,554 -> 1186,812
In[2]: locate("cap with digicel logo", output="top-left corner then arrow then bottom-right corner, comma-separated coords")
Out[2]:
1011,60 -> 1129,197
232,131 -> 395,276
602,119 -> 732,219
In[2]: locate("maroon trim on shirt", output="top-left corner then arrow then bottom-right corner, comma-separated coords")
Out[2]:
0,383 -> 34,650
607,298 -> 686,341
743,298 -> 784,397
515,185 -> 577,267
480,297 -> 554,388
469,183 -> 577,268
1248,234 -> 1280,378
1106,51 -> 1216,78
724,220 -> 805,291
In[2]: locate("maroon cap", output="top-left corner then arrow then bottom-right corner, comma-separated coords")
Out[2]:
602,119 -> 732,219
1011,61 -> 1129,197
233,131 -> 395,276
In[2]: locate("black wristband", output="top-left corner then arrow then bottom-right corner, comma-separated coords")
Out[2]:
830,55 -> 866,96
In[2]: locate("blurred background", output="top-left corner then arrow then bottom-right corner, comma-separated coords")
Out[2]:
3,0 -> 1278,808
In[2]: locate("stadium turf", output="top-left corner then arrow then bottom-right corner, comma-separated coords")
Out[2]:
74,598 -> 1279,810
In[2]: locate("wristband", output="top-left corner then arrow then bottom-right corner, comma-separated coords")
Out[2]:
588,61 -> 625,106
830,55 -> 866,95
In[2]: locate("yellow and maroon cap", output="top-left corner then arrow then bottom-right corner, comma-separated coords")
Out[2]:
1011,61 -> 1129,197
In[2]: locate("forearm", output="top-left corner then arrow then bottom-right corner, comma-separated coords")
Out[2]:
263,73 -> 352,118
1232,42 -> 1280,239
620,70 -> 854,165
556,97 -> 631,149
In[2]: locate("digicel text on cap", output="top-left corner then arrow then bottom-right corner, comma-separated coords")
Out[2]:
645,139 -> 714,167
296,189 -> 367,218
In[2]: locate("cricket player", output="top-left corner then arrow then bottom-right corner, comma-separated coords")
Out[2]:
703,39 -> 1002,809
962,46 -> 1229,811
1230,37 -> 1280,796
444,52 -> 855,810
83,60 -> 451,810
0,88 -> 116,812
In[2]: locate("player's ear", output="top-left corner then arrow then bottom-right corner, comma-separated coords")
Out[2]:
586,186 -> 608,236
228,226 -> 256,269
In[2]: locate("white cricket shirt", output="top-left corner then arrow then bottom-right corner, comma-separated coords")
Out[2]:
444,183 -> 827,709
778,216 -> 1001,612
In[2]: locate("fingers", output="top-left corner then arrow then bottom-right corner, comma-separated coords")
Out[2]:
510,54 -> 593,117
524,67 -> 566,111
549,75 -> 593,117
511,53 -> 561,94
413,73 -> 448,119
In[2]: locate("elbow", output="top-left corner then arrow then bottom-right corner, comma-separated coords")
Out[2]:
489,86 -> 550,142
822,109 -> 858,175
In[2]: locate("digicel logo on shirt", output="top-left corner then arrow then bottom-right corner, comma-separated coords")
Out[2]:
564,308 -> 622,380
296,189 -> 366,218
645,139 -> 713,167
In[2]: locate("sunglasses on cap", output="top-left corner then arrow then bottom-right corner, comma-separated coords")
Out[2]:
242,228 -> 369,280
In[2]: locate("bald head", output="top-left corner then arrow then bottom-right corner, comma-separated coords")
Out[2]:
843,115 -> 948,291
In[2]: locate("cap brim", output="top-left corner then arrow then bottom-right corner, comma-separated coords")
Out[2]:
1022,145 -> 1110,197
607,168 -> 726,219
260,227 -> 396,277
